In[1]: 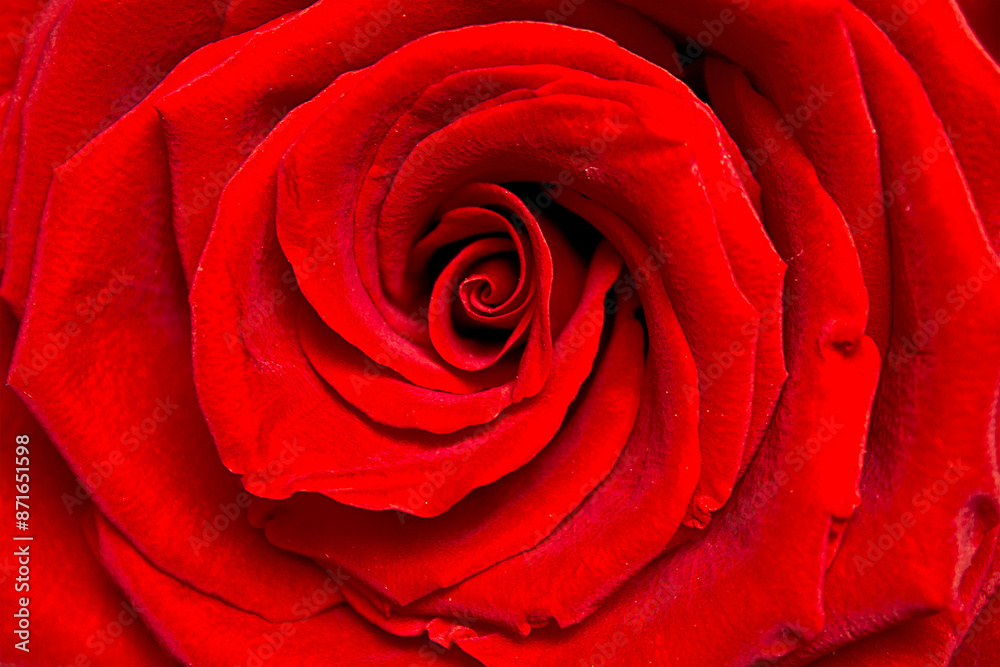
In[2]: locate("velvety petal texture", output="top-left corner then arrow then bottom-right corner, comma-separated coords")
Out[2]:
1,303 -> 179,667
1,0 -> 998,665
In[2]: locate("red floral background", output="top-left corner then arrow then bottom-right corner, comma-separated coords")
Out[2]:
1,0 -> 999,665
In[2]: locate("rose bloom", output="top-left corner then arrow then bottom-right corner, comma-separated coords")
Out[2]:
1,0 -> 999,664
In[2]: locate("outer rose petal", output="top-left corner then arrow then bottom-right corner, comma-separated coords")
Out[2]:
0,0 -> 44,92
0,0 -> 325,315
622,0 -> 894,356
0,304 -> 177,667
2,1 -> 997,666
729,6 -> 1000,663
220,0 -> 314,37
6,36 -> 341,623
0,0 -> 68,275
850,0 -> 1000,251
0,0 -> 225,316
843,0 -> 999,607
92,514 -> 480,667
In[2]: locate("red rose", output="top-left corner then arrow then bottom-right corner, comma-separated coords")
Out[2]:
2,0 -> 999,665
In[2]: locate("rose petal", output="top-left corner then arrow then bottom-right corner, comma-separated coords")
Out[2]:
0,0 -> 226,316
773,9 -> 1000,659
453,37 -> 879,664
6,57 -> 340,622
624,0 -> 894,354
250,287 -> 643,606
92,513 -> 479,667
851,0 -> 1000,252
1,304 -> 178,667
